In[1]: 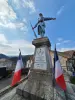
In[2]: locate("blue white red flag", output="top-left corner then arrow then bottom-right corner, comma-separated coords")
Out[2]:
11,50 -> 23,86
54,46 -> 66,90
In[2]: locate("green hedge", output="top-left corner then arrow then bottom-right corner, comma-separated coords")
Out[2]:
70,76 -> 75,84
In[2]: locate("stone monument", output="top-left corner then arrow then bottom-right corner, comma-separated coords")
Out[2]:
1,14 -> 75,100
16,13 -> 56,100
16,37 -> 54,100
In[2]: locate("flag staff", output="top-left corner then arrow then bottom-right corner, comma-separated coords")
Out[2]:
19,48 -> 21,52
11,49 -> 23,86
52,44 -> 56,100
54,44 -> 67,99
30,21 -> 37,39
64,90 -> 68,100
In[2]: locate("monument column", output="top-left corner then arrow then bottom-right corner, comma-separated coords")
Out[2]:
16,37 -> 53,100
32,37 -> 52,71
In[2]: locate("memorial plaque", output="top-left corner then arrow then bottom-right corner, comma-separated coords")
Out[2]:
34,47 -> 47,70
35,47 -> 46,62
34,62 -> 47,70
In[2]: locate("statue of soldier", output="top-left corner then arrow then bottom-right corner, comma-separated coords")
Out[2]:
32,13 -> 56,38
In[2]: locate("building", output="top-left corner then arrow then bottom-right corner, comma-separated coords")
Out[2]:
24,50 -> 75,72
66,51 -> 75,72
50,50 -> 68,71
26,60 -> 32,68
0,58 -> 13,70
50,50 -> 75,72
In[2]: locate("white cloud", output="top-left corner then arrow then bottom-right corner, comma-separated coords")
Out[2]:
56,38 -> 75,52
23,0 -> 36,13
12,0 -> 20,9
0,39 -> 35,56
0,34 -> 12,55
56,43 -> 61,46
0,0 -> 16,22
0,34 -> 8,43
0,0 -> 34,55
57,38 -> 71,46
57,38 -> 63,41
23,18 -> 27,23
20,26 -> 28,33
57,6 -> 64,16
0,21 -> 26,29
10,40 -> 34,49
0,35 -> 74,55
7,22 -> 24,29
63,40 -> 71,43
12,0 -> 36,14
0,0 -> 25,29
58,47 -> 75,52
0,0 -> 28,30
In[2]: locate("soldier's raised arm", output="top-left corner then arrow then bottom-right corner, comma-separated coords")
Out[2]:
36,17 -> 56,23
44,17 -> 56,21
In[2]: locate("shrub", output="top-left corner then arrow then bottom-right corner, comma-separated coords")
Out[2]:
70,76 -> 75,84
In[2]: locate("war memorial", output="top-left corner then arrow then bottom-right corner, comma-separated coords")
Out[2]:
0,13 -> 75,100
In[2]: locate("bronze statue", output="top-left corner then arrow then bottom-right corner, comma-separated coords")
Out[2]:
32,13 -> 56,38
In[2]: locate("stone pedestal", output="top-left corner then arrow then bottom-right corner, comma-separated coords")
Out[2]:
16,37 -> 53,100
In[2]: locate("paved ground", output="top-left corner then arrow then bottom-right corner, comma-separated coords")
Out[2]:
0,76 -> 13,90
0,86 -> 17,100
0,74 -> 26,90
0,80 -> 27,100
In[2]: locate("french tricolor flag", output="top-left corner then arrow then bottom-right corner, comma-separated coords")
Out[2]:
19,49 -> 24,69
11,50 -> 23,86
54,46 -> 66,91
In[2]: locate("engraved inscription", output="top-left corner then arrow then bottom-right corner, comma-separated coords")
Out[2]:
34,47 -> 47,70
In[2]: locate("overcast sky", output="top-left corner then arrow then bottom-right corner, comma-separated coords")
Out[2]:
0,0 -> 75,56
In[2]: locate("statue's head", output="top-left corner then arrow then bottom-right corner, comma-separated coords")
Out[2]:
39,13 -> 43,17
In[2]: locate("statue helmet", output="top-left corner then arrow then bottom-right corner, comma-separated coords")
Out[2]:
39,13 -> 43,17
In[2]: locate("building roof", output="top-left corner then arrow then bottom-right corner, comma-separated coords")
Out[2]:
50,50 -> 75,59
62,50 -> 75,58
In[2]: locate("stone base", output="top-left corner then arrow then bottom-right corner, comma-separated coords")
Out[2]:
32,37 -> 51,47
17,89 -> 45,100
16,70 -> 53,100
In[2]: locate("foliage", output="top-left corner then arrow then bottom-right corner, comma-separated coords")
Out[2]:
70,76 -> 75,84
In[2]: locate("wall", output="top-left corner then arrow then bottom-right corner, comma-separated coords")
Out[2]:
50,51 -> 68,71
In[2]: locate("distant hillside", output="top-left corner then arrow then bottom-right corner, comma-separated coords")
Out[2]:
0,54 -> 8,59
9,55 -> 33,65
0,53 -> 33,66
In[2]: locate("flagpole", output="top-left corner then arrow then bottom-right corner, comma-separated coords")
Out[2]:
19,48 -> 21,52
52,45 -> 55,100
54,44 -> 67,99
64,90 -> 68,100
52,67 -> 54,100
30,21 -> 37,39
